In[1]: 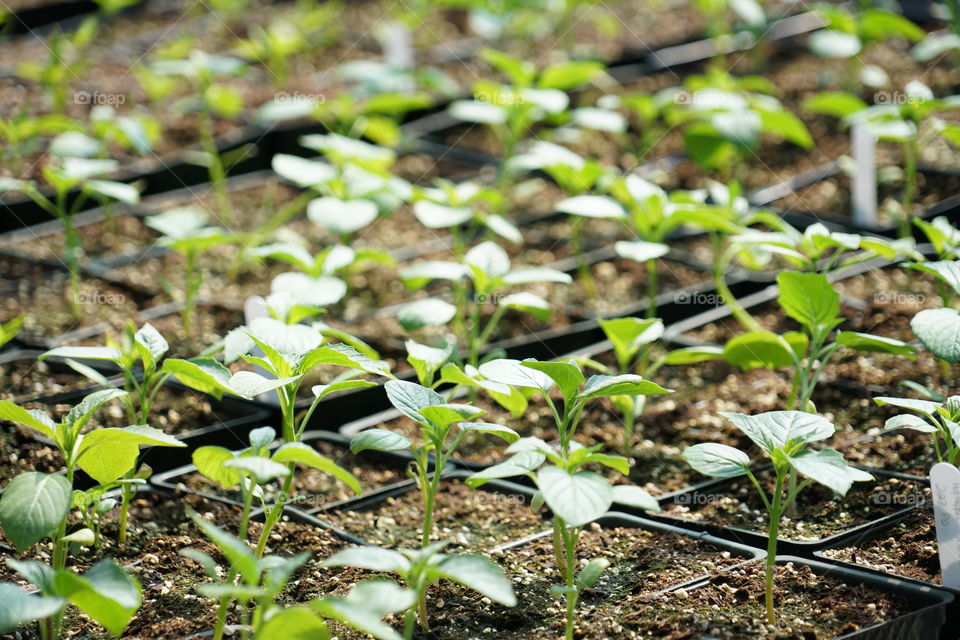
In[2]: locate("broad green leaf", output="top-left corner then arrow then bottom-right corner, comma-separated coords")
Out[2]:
501,267 -> 572,285
883,414 -> 936,433
0,473 -> 71,552
684,443 -> 750,478
661,345 -> 724,365
538,61 -> 603,90
311,379 -> 378,403
809,30 -> 862,58
479,359 -> 554,392
466,241 -> 511,278
399,261 -> 468,287
321,546 -> 410,573
65,388 -> 127,429
433,555 -> 516,605
228,371 -> 301,398
835,332 -> 916,358
537,467 -> 612,527
776,271 -> 840,329
723,330 -> 801,370
256,606 -> 329,640
720,410 -> 835,455
385,379 -> 445,423
224,456 -> 290,485
909,261 -> 960,297
911,308 -> 960,363
187,511 -> 258,583
0,583 -> 64,633
0,401 -> 56,438
576,558 -> 610,590
521,360 -> 584,400
193,446 -> 241,488
419,404 -> 484,428
599,317 -> 664,367
307,197 -> 378,235
412,201 -> 473,228
135,323 -> 168,364
273,443 -> 361,494
789,448 -> 873,495
873,396 -> 941,419
458,422 -> 520,443
162,358 -> 233,399
350,429 -> 411,454
613,240 -> 669,263
555,195 -> 624,219
397,298 -> 456,330
611,485 -> 660,512
53,560 -> 141,637
578,374 -> 671,399
499,292 -> 552,322
40,346 -> 123,365
465,451 -> 545,488
803,92 -> 868,118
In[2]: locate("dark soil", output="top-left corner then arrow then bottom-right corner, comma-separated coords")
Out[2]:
821,505 -> 942,584
0,353 -> 103,401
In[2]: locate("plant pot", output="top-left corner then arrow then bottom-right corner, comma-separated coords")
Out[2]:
813,504 -> 960,640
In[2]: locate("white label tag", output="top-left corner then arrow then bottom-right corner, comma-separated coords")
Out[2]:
930,462 -> 960,589
851,123 -> 877,228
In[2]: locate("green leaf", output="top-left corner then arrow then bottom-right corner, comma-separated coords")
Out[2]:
321,546 -> 410,573
684,443 -> 751,478
0,314 -> 24,349
809,30 -> 862,58
419,404 -> 484,428
909,261 -> 960,297
223,456 -> 290,485
835,332 -> 916,358
162,358 -> 234,399
610,485 -> 660,512
65,388 -> 128,429
0,401 -> 56,438
350,429 -> 411,454
599,318 -> 664,368
273,443 -> 361,495
720,411 -> 835,455
661,345 -> 724,365
789,448 -> 873,495
576,558 -> 610,590
458,422 -> 520,443
301,343 -> 390,377
776,271 -> 840,330
187,510 -> 258,583
312,580 -> 410,640
193,446 -> 241,488
538,61 -> 603,90
803,92 -> 868,119
433,555 -> 516,606
578,374 -> 671,399
77,425 -> 184,484
911,308 -> 960,363
399,261 -> 467,287
228,371 -> 301,398
874,396 -> 941,419
412,201 -> 473,228
479,359 -> 554,392
385,379 -> 445,423
465,451 -> 545,488
723,330 -> 802,370
536,467 -> 612,527
555,195 -> 624,219
307,197 -> 378,235
0,583 -> 65,633
53,560 -> 141,637
521,361 -> 584,400
0,473 -> 71,552
884,414 -> 936,433
134,323 -> 168,365
256,606 -> 329,640
499,292 -> 552,322
311,379 -> 378,403
39,346 -> 123,365
397,299 -> 456,330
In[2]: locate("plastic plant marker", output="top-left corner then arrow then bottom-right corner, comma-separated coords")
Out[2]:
931,462 -> 960,589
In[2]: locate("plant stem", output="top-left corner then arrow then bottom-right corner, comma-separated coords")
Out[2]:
560,520 -> 578,640
645,258 -> 658,318
183,250 -> 199,335
118,479 -> 133,543
765,473 -> 784,626
254,464 -> 295,557
198,105 -> 232,224
901,138 -> 919,238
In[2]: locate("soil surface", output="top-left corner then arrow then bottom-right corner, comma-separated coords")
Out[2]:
821,505 -> 942,584
0,352 -> 103,401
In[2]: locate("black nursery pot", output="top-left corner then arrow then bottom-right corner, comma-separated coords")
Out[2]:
750,163 -> 960,240
664,555 -> 954,640
812,509 -> 960,640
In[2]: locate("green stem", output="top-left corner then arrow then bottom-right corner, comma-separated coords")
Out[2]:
198,104 -> 232,224
560,521 -> 578,640
901,138 -> 919,238
254,465 -> 295,557
645,258 -> 658,318
183,250 -> 199,335
765,472 -> 784,626
118,480 -> 132,543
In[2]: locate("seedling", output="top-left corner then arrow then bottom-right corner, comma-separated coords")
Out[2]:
15,17 -> 99,113
908,260 -> 960,364
805,82 -> 960,235
808,6 -> 924,90
145,206 -> 237,334
412,178 -> 522,256
39,322 -> 206,542
465,358 -> 666,640
164,317 -> 391,555
448,49 -> 604,190
151,51 -> 248,222
397,240 -> 571,367
0,158 -> 139,317
691,0 -> 766,62
323,540 -> 516,638
660,71 -> 813,180
685,411 -> 873,625
182,511 -> 408,640
351,379 -> 519,547
874,395 -> 960,466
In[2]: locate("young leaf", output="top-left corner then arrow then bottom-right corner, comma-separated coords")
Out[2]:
256,606 -> 329,640
578,374 -> 671,399
776,272 -> 840,329
720,411 -> 835,455
0,402 -> 56,438
432,555 -> 516,606
0,583 -> 65,633
397,299 -> 456,330
536,467 -> 612,527
610,485 -> 660,512
321,547 -> 410,573
788,448 -> 874,495
350,429 -> 411,454
273,443 -> 361,494
194,446 -> 242,488
521,360 -> 584,400
911,308 -> 960,363
53,559 -> 141,637
385,379 -> 445,423
0,473 -> 72,552
465,451 -> 545,488
684,443 -> 751,478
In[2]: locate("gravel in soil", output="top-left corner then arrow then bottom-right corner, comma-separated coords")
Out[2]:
661,471 -> 929,541
0,354 -> 102,401
174,437 -> 411,511
820,505 -> 942,584
319,479 -> 544,551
